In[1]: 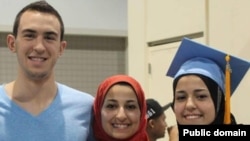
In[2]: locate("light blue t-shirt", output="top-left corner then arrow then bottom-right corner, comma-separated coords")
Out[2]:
0,83 -> 94,141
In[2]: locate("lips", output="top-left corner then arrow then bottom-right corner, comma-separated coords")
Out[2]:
112,123 -> 130,129
29,56 -> 47,62
184,114 -> 202,119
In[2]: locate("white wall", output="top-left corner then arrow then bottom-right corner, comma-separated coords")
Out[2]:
128,1 -> 250,140
208,0 -> 250,124
0,0 -> 127,36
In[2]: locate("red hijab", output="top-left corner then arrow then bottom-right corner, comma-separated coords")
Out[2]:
93,74 -> 149,141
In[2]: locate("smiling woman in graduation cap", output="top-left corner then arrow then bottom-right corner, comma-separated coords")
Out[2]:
166,38 -> 250,125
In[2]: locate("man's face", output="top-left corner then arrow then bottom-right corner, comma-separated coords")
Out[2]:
151,113 -> 167,139
8,10 -> 66,80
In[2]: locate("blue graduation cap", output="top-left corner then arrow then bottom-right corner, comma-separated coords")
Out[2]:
166,37 -> 250,95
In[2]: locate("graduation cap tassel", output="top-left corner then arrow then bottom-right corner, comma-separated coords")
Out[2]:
224,55 -> 231,124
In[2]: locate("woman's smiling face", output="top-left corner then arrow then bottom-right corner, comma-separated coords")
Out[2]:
101,84 -> 141,139
174,75 -> 216,125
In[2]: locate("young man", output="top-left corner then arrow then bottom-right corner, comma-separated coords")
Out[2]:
147,98 -> 179,141
0,1 -> 94,141
146,99 -> 167,141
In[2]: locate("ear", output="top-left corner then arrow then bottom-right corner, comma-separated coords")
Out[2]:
148,119 -> 155,128
58,40 -> 67,57
7,34 -> 16,53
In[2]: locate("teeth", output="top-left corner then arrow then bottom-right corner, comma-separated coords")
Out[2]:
185,115 -> 200,119
30,57 -> 45,61
113,124 -> 128,129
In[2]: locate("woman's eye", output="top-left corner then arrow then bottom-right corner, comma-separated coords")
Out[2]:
197,94 -> 208,100
126,105 -> 136,110
106,104 -> 116,109
176,95 -> 186,101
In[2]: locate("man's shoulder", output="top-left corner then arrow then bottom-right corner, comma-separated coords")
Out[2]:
57,83 -> 94,101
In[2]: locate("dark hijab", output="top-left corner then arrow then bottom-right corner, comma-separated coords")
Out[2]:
172,74 -> 237,125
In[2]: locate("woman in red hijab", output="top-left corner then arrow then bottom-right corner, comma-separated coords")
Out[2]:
92,74 -> 149,141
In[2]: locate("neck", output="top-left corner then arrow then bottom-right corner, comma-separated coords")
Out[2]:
4,79 -> 58,116
148,136 -> 156,141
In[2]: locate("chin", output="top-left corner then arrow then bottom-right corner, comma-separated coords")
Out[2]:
112,134 -> 131,140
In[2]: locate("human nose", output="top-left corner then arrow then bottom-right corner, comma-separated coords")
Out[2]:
116,107 -> 126,120
164,121 -> 168,128
33,37 -> 46,53
186,97 -> 196,110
